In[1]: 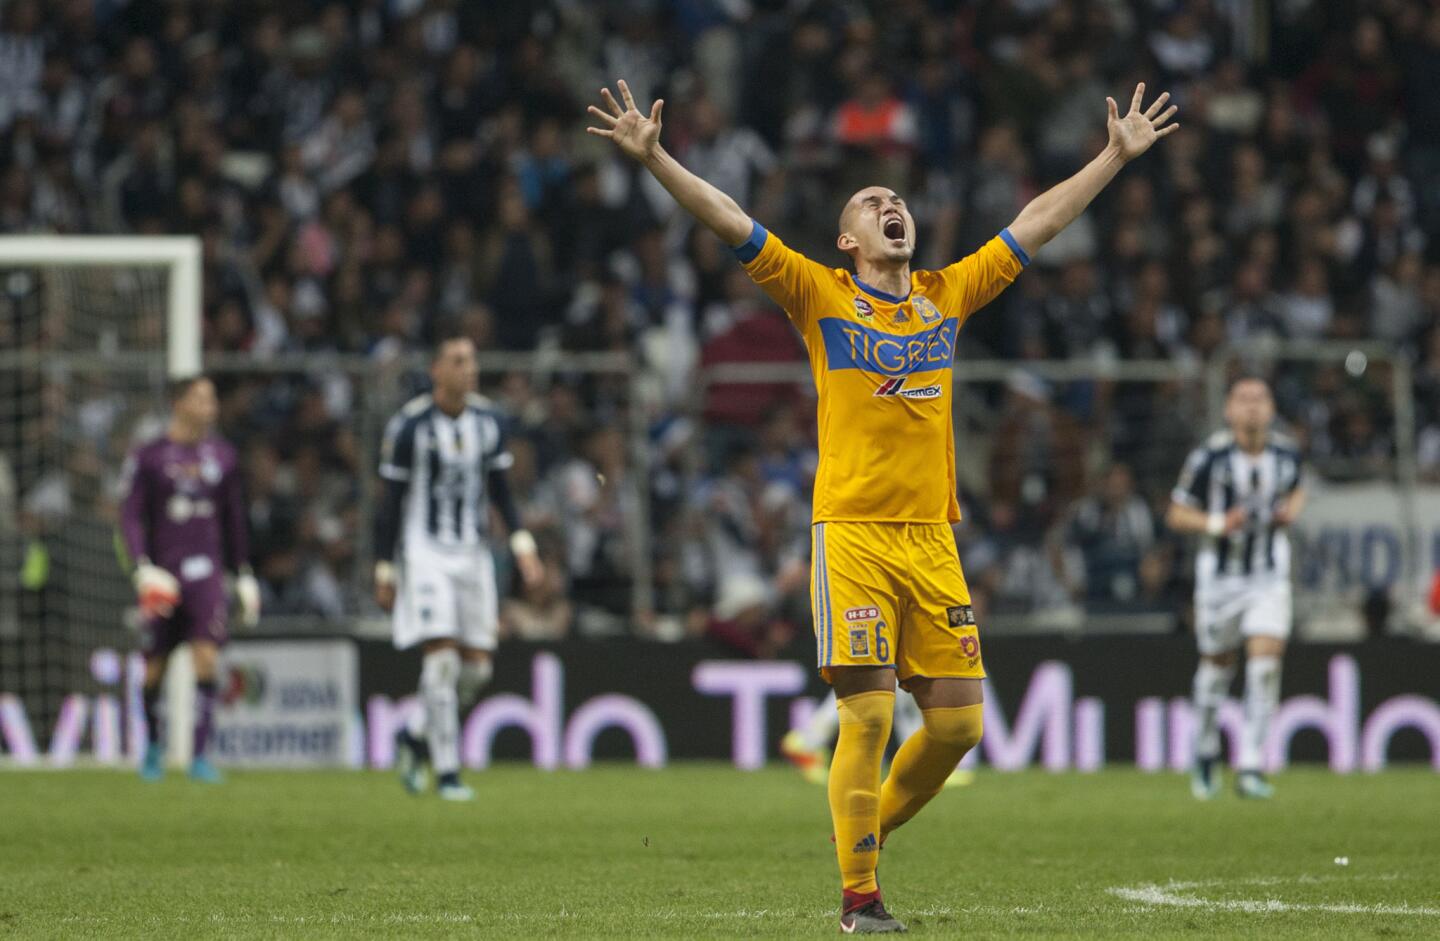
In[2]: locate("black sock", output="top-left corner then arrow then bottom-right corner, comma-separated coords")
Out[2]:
142,684 -> 163,746
193,680 -> 218,759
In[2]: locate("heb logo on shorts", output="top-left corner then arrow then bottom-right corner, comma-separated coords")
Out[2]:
844,606 -> 880,622
872,377 -> 942,400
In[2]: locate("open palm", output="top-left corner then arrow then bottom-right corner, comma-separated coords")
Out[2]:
586,80 -> 664,162
1107,83 -> 1179,162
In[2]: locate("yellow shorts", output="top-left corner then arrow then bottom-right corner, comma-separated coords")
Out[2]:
810,521 -> 984,685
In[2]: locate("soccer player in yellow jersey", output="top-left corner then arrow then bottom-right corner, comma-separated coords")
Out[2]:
588,79 -> 1178,933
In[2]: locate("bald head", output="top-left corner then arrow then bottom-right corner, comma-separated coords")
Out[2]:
836,186 -> 914,265
839,186 -> 896,233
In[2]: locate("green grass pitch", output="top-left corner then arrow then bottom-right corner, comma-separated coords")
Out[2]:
1,766 -> 1436,938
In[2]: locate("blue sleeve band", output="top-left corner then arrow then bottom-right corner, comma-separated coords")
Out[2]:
998,228 -> 1030,267
733,220 -> 768,263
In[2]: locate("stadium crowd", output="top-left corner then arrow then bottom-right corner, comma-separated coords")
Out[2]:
3,0 -> 1440,644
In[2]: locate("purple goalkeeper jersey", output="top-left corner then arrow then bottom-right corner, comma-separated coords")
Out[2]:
119,434 -> 248,577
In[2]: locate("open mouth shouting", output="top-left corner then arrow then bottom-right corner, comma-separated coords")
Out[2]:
881,213 -> 906,245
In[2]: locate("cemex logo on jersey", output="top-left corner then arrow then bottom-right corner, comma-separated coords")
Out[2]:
874,377 -> 942,400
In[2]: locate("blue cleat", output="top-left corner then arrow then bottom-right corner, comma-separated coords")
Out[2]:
188,757 -> 225,784
139,743 -> 165,781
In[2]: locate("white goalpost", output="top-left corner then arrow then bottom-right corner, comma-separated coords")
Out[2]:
0,236 -> 202,768
0,236 -> 201,375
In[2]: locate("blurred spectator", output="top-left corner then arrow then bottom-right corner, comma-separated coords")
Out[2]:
697,571 -> 796,659
1053,464 -> 1162,608
698,277 -> 807,439
548,424 -> 633,625
501,539 -> 573,643
832,74 -> 917,191
1277,257 -> 1333,340
989,371 -> 1085,533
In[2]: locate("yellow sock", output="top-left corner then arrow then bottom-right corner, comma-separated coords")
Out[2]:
879,703 -> 983,840
828,690 -> 894,895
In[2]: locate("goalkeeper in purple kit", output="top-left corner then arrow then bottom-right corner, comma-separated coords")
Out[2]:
119,376 -> 259,783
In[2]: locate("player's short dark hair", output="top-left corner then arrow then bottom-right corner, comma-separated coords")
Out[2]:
431,327 -> 473,361
167,374 -> 209,402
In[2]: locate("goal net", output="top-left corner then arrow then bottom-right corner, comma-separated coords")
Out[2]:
0,237 -> 199,766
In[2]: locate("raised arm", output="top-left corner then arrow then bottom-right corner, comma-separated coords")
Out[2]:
1007,83 -> 1178,258
586,80 -> 752,247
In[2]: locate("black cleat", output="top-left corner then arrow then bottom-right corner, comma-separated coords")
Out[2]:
840,898 -> 907,934
395,728 -> 429,795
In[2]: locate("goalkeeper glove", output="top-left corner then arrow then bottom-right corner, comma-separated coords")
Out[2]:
235,566 -> 261,627
134,560 -> 180,618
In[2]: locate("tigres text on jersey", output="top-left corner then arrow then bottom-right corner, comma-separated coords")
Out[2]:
735,221 -> 1028,523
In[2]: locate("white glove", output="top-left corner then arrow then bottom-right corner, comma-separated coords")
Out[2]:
134,562 -> 180,618
235,570 -> 262,627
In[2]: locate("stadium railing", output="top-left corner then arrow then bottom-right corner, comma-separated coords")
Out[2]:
1,345 -> 1425,645
696,346 -> 1426,640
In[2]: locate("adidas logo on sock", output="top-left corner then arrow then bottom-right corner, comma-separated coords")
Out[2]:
851,833 -> 879,853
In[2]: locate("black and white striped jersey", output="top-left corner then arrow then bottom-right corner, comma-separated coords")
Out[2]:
1172,430 -> 1305,583
379,393 -> 513,554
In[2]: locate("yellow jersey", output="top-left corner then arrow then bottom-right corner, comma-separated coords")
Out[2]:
736,222 -> 1028,523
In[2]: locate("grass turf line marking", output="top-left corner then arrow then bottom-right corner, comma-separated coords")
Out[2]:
1108,875 -> 1440,917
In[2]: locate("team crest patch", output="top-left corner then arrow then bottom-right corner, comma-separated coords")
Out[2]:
947,605 -> 976,627
913,295 -> 942,325
852,296 -> 874,321
849,628 -> 871,657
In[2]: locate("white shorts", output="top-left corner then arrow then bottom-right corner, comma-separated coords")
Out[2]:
1194,578 -> 1292,656
393,546 -> 499,651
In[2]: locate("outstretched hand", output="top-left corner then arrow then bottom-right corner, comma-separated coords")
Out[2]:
586,80 -> 664,162
1107,83 -> 1179,162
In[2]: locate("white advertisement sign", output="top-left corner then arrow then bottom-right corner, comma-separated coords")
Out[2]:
1290,483 -> 1440,633
211,639 -> 359,768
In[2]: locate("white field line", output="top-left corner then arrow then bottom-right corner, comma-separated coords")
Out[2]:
1108,874 -> 1440,917
55,875 -> 1436,928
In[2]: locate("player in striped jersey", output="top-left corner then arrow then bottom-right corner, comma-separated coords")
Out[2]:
373,335 -> 544,801
1167,376 -> 1307,800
